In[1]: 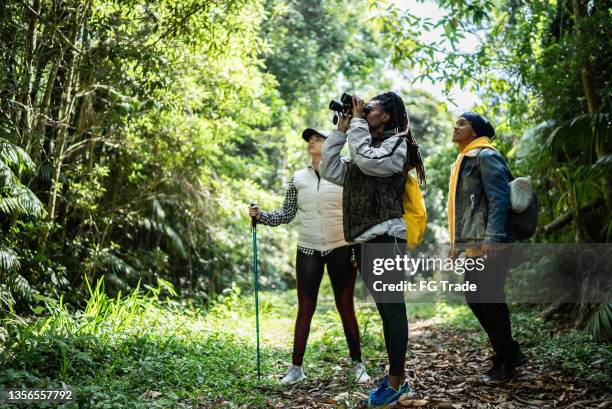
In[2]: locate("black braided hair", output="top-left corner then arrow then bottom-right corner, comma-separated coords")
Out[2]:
371,91 -> 426,185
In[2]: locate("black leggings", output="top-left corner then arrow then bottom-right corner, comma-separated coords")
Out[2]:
292,245 -> 361,366
465,247 -> 519,360
356,234 -> 408,377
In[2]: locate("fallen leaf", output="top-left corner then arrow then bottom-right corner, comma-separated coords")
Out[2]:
398,398 -> 429,407
323,398 -> 337,404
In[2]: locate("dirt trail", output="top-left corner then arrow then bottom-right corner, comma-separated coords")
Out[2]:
264,319 -> 611,409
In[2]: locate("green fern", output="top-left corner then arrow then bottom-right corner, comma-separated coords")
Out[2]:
584,304 -> 612,340
85,249 -> 134,274
0,186 -> 45,217
0,138 -> 35,173
0,283 -> 15,310
9,273 -> 32,299
0,140 -> 45,219
136,216 -> 187,258
0,140 -> 45,311
37,162 -> 54,184
0,247 -> 20,272
0,247 -> 35,307
545,113 -> 611,163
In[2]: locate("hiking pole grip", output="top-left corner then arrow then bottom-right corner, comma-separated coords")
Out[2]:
250,202 -> 257,228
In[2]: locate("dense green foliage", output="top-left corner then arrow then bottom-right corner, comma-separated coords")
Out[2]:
0,0 -> 609,369
1,281 -> 609,407
376,0 -> 611,242
0,0 -> 392,310
375,0 -> 611,336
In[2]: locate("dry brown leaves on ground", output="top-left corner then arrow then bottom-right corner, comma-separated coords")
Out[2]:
248,320 -> 610,409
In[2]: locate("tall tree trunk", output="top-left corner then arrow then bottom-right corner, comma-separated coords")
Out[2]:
0,1 -> 19,122
47,4 -> 87,222
16,0 -> 41,142
32,49 -> 64,165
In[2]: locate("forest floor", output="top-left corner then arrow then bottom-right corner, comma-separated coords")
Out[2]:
1,279 -> 610,408
266,317 -> 612,409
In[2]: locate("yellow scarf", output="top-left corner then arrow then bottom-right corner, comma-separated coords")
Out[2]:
448,137 -> 495,254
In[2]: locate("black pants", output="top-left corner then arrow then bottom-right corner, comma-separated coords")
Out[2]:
465,246 -> 519,360
293,245 -> 361,366
357,234 -> 408,377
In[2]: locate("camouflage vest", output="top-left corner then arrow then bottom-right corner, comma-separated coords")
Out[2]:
342,131 -> 409,241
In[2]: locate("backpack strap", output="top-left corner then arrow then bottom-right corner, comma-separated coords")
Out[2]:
475,147 -> 492,168
475,147 -> 515,180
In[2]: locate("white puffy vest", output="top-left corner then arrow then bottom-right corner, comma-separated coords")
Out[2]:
293,165 -> 348,251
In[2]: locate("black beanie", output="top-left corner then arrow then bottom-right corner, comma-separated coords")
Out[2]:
460,112 -> 495,138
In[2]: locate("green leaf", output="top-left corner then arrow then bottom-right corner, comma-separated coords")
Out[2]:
0,247 -> 20,272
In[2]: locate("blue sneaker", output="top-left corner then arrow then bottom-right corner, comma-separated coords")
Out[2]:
369,375 -> 389,394
367,379 -> 410,407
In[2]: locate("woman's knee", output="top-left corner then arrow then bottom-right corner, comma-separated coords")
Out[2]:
380,302 -> 407,321
297,301 -> 317,320
334,299 -> 356,320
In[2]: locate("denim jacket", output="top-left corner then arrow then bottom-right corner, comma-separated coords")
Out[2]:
454,148 -> 512,244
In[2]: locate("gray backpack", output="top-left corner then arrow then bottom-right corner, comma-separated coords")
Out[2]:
477,149 -> 539,241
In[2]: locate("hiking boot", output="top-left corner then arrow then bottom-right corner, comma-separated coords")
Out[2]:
367,379 -> 410,407
507,350 -> 528,367
482,361 -> 517,383
355,362 -> 371,384
488,350 -> 528,368
280,365 -> 305,385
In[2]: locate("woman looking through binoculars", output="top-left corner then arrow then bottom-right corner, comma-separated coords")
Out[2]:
321,91 -> 426,407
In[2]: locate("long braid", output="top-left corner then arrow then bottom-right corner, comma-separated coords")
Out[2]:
372,92 -> 426,185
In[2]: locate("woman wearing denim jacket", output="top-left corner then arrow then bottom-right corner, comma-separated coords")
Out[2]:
448,112 -> 527,382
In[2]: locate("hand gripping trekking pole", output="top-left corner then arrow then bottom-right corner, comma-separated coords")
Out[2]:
250,203 -> 261,381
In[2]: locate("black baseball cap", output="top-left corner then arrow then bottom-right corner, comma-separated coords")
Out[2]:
302,128 -> 330,142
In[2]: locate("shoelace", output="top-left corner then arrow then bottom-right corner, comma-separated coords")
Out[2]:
372,377 -> 388,394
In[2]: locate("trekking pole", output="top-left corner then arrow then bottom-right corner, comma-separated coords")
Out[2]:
250,203 -> 261,381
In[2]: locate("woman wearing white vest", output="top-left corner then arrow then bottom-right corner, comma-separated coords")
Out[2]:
249,128 -> 370,385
